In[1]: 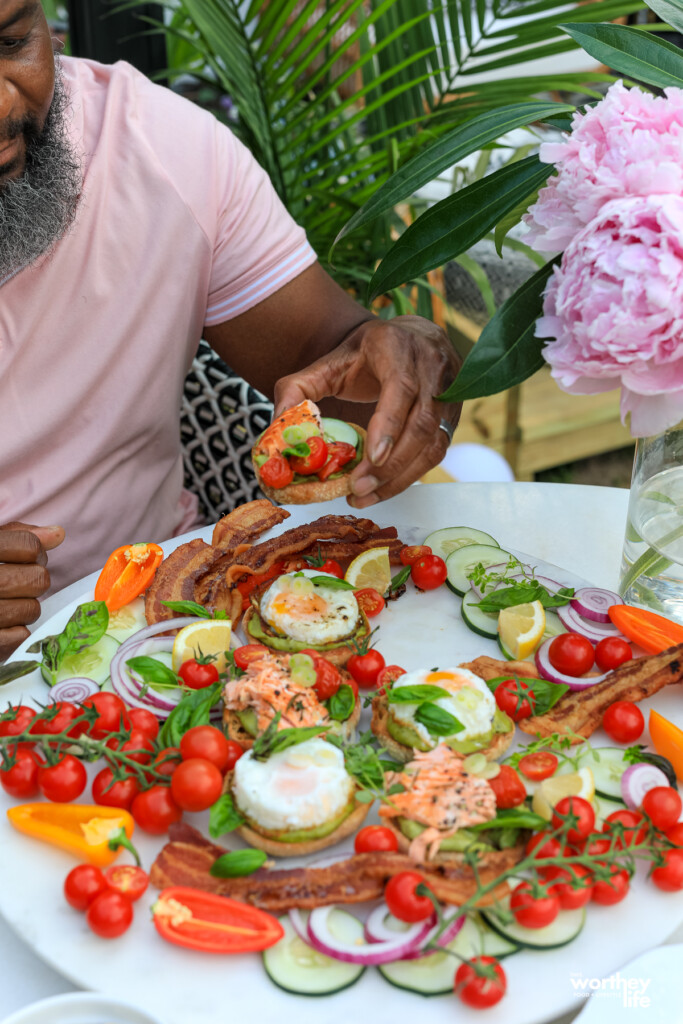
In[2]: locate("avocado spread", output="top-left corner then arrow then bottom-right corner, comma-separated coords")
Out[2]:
241,796 -> 357,843
247,609 -> 369,653
386,707 -> 513,754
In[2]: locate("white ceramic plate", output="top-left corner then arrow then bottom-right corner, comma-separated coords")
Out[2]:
1,491 -> 682,1024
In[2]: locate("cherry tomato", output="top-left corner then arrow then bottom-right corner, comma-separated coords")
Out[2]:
260,454 -> 294,489
171,758 -> 223,812
86,889 -> 134,939
354,588 -> 385,618
104,865 -> 150,902
410,553 -> 447,591
289,436 -> 328,475
91,767 -> 141,810
64,865 -> 108,912
487,764 -> 526,809
33,701 -> 88,741
543,864 -> 594,910
525,831 -> 565,863
376,664 -> 406,697
594,636 -> 632,672
0,705 -> 36,738
510,881 -> 560,929
232,645 -> 267,670
313,658 -> 342,702
494,678 -> 536,722
317,441 -> 356,482
454,956 -> 506,1009
601,701 -> 644,744
552,796 -> 595,844
583,835 -> 612,857
591,863 -> 630,905
178,659 -> 220,690
650,848 -> 683,891
131,784 -> 182,835
384,871 -> 433,922
0,745 -> 42,799
642,786 -> 682,831
548,633 -> 594,677
81,692 -> 130,739
347,648 -> 386,689
127,708 -> 160,741
602,809 -> 648,849
399,545 -> 432,566
179,726 -> 237,773
38,753 -> 87,803
354,825 -> 399,854
314,559 -> 343,578
518,751 -> 558,781
150,747 -> 182,779
666,823 -> 683,846
105,728 -> 155,765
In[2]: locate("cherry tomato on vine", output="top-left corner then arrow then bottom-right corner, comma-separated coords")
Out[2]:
591,863 -> 630,905
105,865 -> 149,902
0,705 -> 36,738
354,588 -> 385,618
410,554 -> 447,591
548,633 -> 594,677
399,545 -> 432,566
232,645 -> 266,670
131,784 -> 182,835
105,728 -> 155,765
81,692 -> 130,738
525,831 -> 566,863
150,747 -> 182,779
33,701 -> 87,741
487,765 -> 526,809
289,436 -> 328,475
171,758 -> 223,813
384,871 -> 433,922
594,636 -> 632,672
510,881 -> 560,929
354,825 -> 399,854
543,864 -> 594,910
666,823 -> 683,847
552,796 -> 595,844
584,836 -> 612,857
518,751 -> 558,781
494,678 -> 536,722
179,726 -> 237,773
127,708 -> 160,741
642,786 -> 682,831
602,809 -> 648,849
86,889 -> 134,939
0,745 -> 42,799
601,701 -> 644,744
454,956 -> 507,1010
64,865 -> 108,912
38,754 -> 87,803
178,659 -> 219,690
91,767 -> 141,810
260,455 -> 294,489
650,848 -> 683,891
347,648 -> 385,689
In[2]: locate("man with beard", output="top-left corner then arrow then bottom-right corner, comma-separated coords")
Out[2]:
0,0 -> 460,660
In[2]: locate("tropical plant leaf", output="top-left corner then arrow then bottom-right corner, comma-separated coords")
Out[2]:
646,0 -> 683,33
560,22 -> 683,88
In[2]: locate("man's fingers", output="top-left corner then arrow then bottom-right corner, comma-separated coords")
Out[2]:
0,523 -> 65,553
0,530 -> 47,566
0,626 -> 31,662
0,563 -> 51,599
0,598 -> 41,629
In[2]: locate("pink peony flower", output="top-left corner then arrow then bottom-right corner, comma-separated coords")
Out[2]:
524,81 -> 683,252
537,194 -> 683,436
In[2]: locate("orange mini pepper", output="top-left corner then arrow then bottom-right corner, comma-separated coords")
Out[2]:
94,542 -> 164,612
649,709 -> 683,781
7,803 -> 135,867
608,604 -> 683,655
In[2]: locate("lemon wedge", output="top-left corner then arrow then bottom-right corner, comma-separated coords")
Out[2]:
532,767 -> 595,821
344,546 -> 392,595
498,600 -> 546,660
171,620 -> 232,674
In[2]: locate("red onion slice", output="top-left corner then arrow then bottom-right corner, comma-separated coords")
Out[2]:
535,637 -> 609,690
557,603 -> 625,641
365,905 -> 465,959
109,635 -> 183,718
47,677 -> 100,703
571,587 -> 621,623
116,616 -> 207,646
621,763 -> 671,809
306,905 -> 431,965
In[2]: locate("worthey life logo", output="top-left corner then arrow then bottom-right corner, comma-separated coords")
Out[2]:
570,971 -> 651,1008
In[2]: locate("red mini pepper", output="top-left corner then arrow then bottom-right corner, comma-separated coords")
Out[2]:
94,542 -> 164,611
151,886 -> 284,953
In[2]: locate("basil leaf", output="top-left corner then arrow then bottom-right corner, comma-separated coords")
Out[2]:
61,601 -> 110,658
161,600 -> 211,619
310,575 -> 356,590
485,675 -> 569,717
415,703 -> 464,736
126,656 -> 179,688
327,683 -> 355,722
0,661 -> 40,686
210,849 -> 267,877
389,566 -> 411,592
387,684 -> 451,704
281,443 -> 310,458
208,794 -> 246,838
158,682 -> 222,748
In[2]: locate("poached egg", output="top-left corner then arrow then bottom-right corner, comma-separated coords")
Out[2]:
259,568 -> 360,646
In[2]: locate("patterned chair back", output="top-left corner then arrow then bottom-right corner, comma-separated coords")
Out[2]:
180,340 -> 272,520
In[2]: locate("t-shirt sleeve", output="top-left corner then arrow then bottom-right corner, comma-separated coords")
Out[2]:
203,119 -> 317,327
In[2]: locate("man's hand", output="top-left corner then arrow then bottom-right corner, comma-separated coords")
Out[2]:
273,315 -> 461,508
0,523 -> 65,661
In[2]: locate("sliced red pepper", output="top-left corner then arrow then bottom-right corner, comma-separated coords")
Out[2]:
151,886 -> 284,953
608,604 -> 683,654
236,561 -> 287,611
317,441 -> 357,482
94,542 -> 164,612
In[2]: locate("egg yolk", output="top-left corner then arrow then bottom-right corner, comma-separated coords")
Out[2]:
271,593 -> 329,619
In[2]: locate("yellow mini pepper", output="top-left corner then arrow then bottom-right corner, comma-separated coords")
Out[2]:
7,803 -> 135,867
649,710 -> 683,781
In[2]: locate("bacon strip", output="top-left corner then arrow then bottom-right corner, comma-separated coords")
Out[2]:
211,500 -> 290,553
144,540 -> 223,624
461,656 -> 540,681
150,823 -> 516,910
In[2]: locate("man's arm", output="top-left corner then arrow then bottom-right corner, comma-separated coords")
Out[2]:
203,262 -> 461,509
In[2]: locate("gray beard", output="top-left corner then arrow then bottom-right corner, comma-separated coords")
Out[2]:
0,63 -> 81,281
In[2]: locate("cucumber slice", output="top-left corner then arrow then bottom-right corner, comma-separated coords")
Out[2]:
40,634 -> 120,687
321,417 -> 358,447
262,912 -> 365,995
379,914 -> 518,996
445,544 -> 512,597
105,598 -> 148,643
424,527 -> 499,562
557,747 -> 628,800
593,793 -> 627,828
542,610 -> 565,641
461,586 -> 499,639
480,903 -> 585,950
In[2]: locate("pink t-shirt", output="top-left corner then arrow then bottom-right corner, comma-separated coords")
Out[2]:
0,57 -> 317,593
